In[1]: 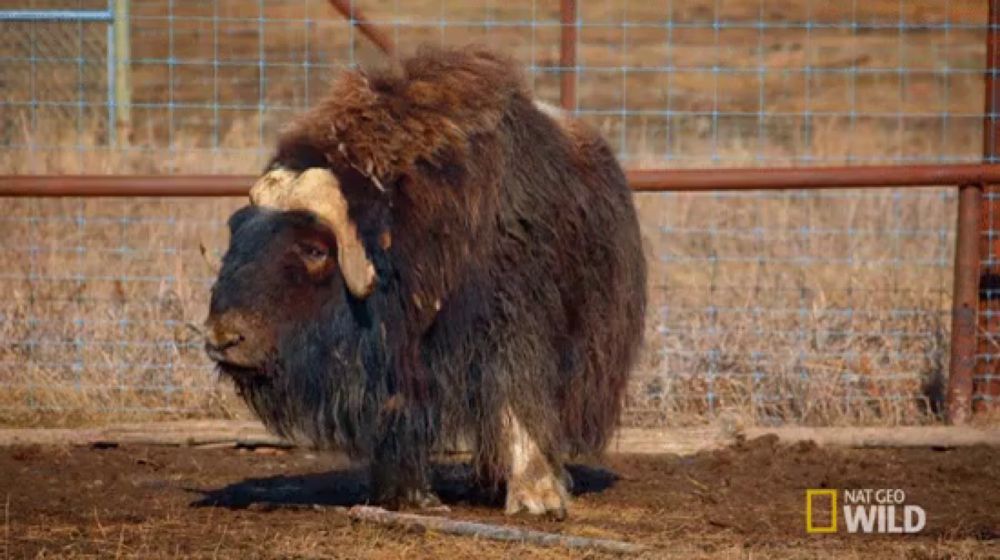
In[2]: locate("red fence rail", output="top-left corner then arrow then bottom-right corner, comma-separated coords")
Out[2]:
2,165 -> 1000,196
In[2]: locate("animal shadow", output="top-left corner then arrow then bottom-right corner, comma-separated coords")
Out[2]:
190,462 -> 617,510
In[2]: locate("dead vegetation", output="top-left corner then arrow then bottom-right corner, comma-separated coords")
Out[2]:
0,0 -> 992,427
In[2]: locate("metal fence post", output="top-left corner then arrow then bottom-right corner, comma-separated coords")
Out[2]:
113,0 -> 131,141
950,183 -> 982,424
326,0 -> 395,56
559,0 -> 577,112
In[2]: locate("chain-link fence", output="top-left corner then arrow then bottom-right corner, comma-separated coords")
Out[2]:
0,1 -> 991,426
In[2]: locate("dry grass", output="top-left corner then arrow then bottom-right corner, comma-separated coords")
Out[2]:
11,519 -> 998,560
0,0 -> 993,427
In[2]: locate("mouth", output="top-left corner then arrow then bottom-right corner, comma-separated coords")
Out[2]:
205,346 -> 265,377
205,343 -> 278,379
205,346 -> 229,364
212,359 -> 265,379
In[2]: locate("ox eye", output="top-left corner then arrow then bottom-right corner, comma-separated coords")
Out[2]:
306,246 -> 325,258
297,242 -> 329,261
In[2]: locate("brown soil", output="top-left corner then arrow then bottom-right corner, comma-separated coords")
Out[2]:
0,436 -> 997,559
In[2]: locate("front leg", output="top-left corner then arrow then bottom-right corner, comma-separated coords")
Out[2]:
503,406 -> 570,520
370,395 -> 442,510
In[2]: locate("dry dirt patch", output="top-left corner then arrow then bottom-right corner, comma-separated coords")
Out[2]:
0,435 -> 997,558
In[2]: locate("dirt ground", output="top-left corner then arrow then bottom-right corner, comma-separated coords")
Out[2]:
0,435 -> 997,559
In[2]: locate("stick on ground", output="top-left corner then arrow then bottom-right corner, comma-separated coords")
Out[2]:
347,505 -> 647,554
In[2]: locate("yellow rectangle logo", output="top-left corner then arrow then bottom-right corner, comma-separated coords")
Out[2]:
806,489 -> 838,533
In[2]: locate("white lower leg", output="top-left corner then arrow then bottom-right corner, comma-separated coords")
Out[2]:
503,406 -> 568,519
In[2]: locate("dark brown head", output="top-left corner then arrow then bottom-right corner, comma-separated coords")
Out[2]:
204,205 -> 346,374
204,166 -> 383,375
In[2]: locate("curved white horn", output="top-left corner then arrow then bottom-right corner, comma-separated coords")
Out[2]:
251,167 -> 376,298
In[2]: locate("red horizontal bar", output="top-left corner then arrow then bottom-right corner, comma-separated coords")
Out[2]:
2,165 -> 1000,197
627,164 -> 1000,192
0,175 -> 257,197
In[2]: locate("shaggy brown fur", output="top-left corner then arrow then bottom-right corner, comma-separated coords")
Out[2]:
206,46 -> 646,512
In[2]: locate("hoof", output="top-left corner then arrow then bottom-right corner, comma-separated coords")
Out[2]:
504,473 -> 569,521
502,405 -> 570,520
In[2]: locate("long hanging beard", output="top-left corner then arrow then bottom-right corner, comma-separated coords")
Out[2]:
220,302 -> 393,457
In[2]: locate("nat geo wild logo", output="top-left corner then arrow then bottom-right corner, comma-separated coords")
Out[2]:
806,488 -> 926,534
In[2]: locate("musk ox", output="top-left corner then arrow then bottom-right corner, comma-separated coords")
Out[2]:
204,47 -> 646,518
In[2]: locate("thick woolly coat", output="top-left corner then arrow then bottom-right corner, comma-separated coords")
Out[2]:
215,47 -> 646,481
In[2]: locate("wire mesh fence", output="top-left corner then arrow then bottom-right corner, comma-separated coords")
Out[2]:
0,1 -> 991,426
979,187 -> 1000,412
1,4 -> 112,151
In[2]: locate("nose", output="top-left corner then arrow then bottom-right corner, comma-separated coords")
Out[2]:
203,313 -> 264,370
204,322 -> 244,356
